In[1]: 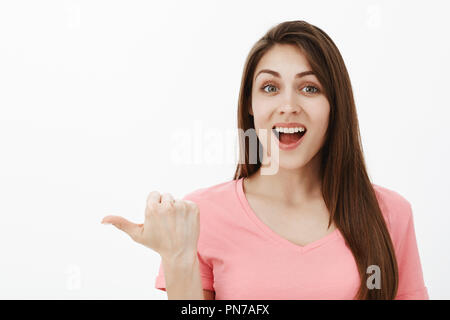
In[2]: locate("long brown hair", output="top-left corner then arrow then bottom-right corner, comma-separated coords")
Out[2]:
233,20 -> 398,299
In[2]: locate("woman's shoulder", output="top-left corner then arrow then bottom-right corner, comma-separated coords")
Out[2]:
371,183 -> 414,232
182,178 -> 238,204
180,179 -> 241,228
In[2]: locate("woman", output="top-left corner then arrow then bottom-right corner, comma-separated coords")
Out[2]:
102,20 -> 429,300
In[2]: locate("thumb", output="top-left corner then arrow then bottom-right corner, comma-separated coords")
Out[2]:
102,215 -> 143,241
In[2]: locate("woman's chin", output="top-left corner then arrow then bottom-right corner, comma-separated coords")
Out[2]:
273,157 -> 308,171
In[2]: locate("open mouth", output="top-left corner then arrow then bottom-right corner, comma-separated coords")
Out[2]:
272,125 -> 307,145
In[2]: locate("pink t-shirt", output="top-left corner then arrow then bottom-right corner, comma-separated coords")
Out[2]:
155,178 -> 429,299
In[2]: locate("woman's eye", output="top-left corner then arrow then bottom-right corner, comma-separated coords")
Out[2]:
262,84 -> 277,93
261,84 -> 320,95
302,85 -> 319,94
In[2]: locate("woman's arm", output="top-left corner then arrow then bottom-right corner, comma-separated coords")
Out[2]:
162,253 -> 205,300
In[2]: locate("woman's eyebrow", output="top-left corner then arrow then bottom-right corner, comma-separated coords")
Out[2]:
254,69 -> 315,81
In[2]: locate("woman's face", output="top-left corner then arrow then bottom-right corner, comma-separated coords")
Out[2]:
250,44 -> 330,171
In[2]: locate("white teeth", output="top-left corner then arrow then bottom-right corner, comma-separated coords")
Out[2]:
274,127 -> 306,133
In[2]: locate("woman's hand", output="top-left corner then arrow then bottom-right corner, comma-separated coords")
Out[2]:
101,191 -> 200,260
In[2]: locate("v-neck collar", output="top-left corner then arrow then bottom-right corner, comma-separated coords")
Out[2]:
235,177 -> 341,254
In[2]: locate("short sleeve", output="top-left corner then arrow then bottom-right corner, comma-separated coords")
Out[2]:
393,202 -> 429,300
154,192 -> 214,292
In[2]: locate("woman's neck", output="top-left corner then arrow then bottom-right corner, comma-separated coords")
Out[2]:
245,157 -> 323,207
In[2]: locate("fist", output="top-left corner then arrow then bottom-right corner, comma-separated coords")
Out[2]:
102,191 -> 200,260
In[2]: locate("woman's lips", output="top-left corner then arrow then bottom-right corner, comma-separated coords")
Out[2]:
271,128 -> 307,151
272,122 -> 307,129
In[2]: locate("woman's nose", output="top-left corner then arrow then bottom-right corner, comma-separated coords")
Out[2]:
276,88 -> 303,114
278,104 -> 301,114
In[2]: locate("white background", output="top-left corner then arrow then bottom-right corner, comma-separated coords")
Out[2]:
0,0 -> 448,299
